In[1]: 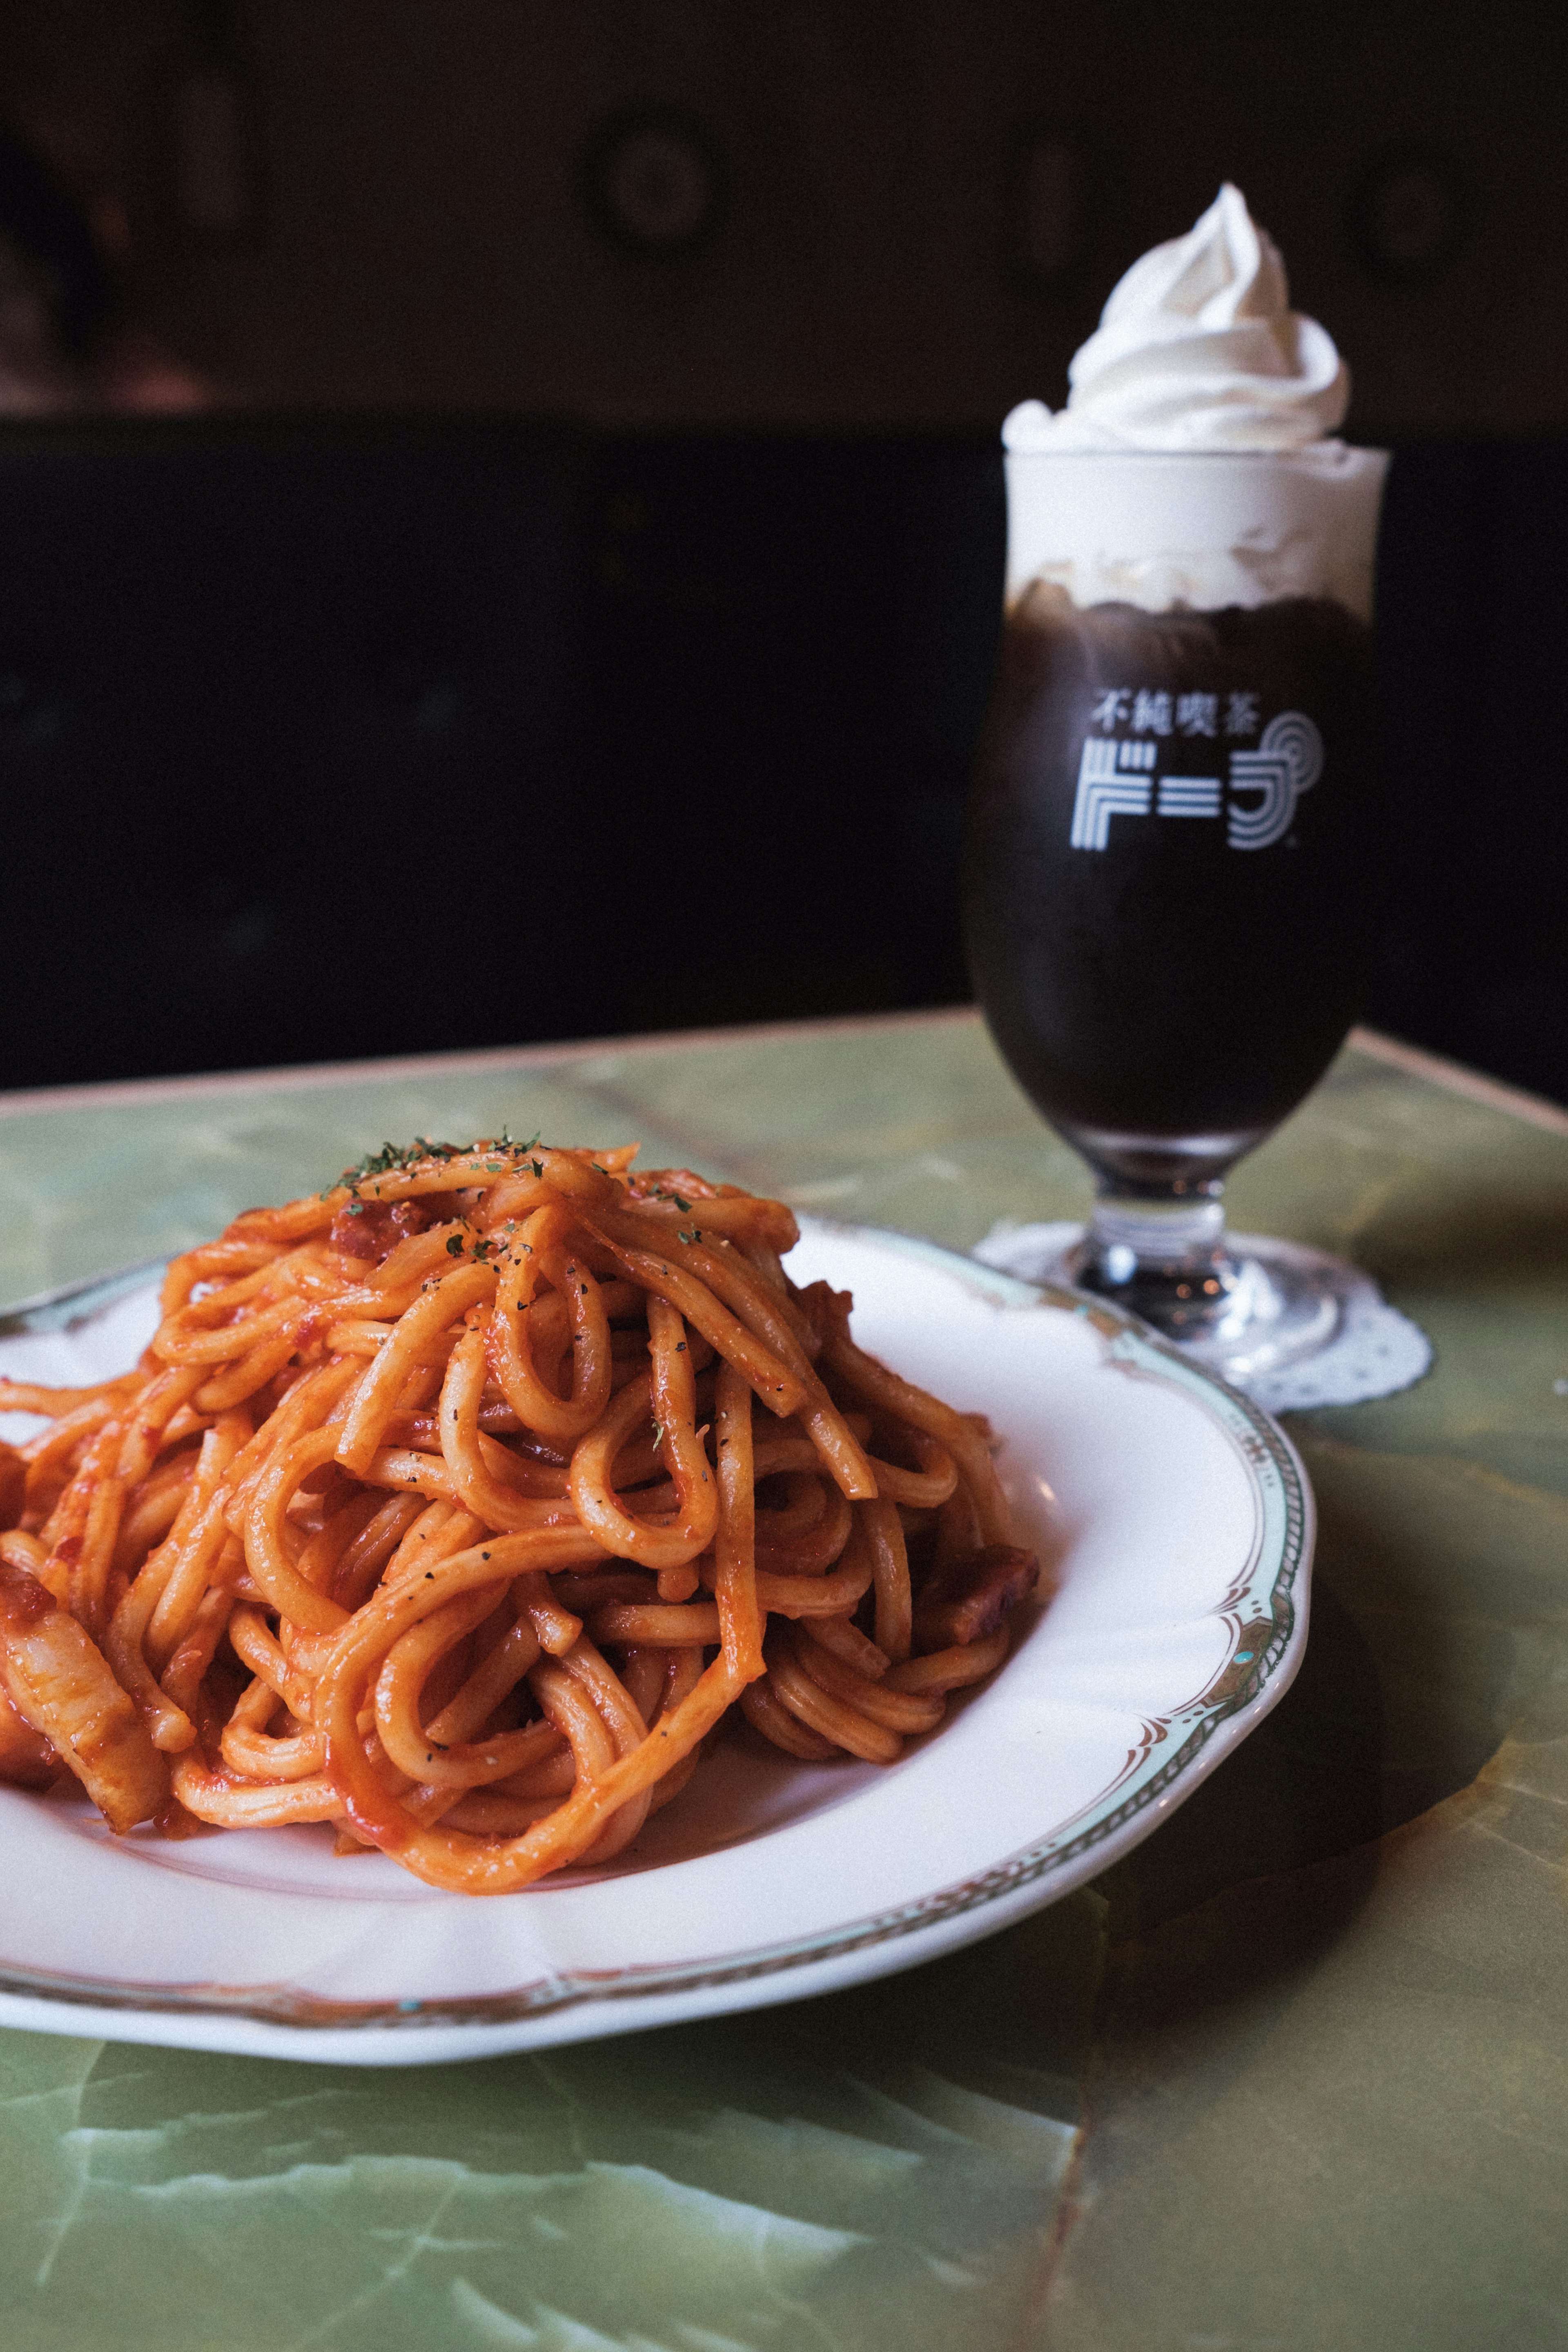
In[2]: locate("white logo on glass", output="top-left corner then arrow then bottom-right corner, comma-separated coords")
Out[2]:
1225,710 -> 1324,849
1069,709 -> 1323,853
1068,738 -> 1155,849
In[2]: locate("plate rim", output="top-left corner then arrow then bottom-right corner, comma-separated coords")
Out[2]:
0,1220 -> 1314,2060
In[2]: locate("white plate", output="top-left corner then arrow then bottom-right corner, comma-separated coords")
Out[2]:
0,1221 -> 1312,2066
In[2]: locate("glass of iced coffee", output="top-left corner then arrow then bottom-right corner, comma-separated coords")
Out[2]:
964,185 -> 1388,1380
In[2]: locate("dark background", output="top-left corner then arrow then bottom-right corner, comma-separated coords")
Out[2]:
0,2 -> 1562,1098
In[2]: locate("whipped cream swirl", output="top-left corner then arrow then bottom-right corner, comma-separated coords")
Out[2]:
1005,184 -> 1348,454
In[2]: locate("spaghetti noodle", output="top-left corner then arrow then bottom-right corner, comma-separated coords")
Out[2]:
0,1141 -> 1039,1893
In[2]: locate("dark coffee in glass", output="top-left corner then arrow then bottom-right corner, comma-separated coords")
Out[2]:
962,448 -> 1388,1378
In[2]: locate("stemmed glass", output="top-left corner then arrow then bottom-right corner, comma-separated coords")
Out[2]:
962,444 -> 1388,1383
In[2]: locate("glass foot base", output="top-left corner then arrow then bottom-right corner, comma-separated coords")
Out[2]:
1005,1227 -> 1356,1385
1113,1238 -> 1343,1385
975,1222 -> 1434,1410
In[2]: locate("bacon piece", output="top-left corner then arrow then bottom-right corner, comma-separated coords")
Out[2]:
0,1682 -> 60,1790
0,1561 -> 169,1830
0,1442 -> 23,1532
912,1544 -> 1038,1653
330,1193 -> 460,1264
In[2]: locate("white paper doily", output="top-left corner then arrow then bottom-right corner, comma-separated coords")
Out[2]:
973,1222 -> 1432,1413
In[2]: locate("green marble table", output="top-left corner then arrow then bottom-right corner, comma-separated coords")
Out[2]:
1,1010 -> 1565,2352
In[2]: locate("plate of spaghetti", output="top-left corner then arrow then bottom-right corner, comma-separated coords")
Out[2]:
0,1141 -> 1311,2065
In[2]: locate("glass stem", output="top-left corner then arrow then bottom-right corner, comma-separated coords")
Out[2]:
1070,1178 -> 1239,1341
